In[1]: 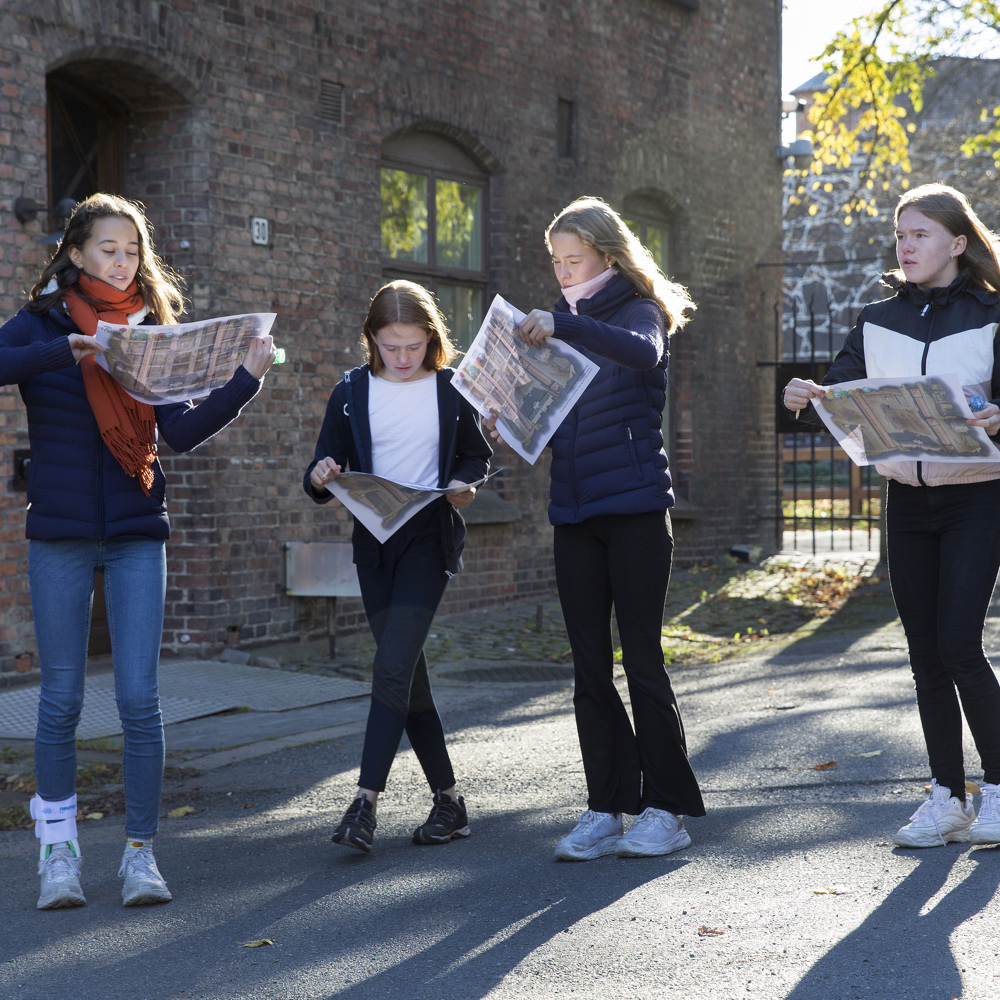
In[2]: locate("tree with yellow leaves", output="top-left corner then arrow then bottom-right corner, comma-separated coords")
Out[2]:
802,1 -> 1000,217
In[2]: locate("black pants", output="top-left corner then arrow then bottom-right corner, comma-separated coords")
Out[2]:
355,504 -> 455,793
887,478 -> 1000,797
553,510 -> 705,817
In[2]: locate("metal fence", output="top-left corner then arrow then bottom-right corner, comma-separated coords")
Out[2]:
760,297 -> 882,556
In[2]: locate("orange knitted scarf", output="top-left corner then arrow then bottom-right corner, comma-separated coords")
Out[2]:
64,274 -> 156,496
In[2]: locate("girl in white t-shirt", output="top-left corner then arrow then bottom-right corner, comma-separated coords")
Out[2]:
305,280 -> 491,854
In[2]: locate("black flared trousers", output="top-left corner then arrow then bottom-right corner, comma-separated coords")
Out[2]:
554,510 -> 705,817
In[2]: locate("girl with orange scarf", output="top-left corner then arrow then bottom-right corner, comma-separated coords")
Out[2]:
0,193 -> 275,909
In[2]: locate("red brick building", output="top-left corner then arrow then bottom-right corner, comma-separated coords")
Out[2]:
0,0 -> 783,670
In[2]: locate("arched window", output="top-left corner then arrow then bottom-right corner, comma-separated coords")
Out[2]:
622,193 -> 676,458
47,70 -> 126,210
622,193 -> 671,274
380,132 -> 489,348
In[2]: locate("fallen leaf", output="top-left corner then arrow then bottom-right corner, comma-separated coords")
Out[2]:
813,887 -> 851,895
84,812 -> 104,821
243,939 -> 274,948
850,751 -> 882,758
167,805 -> 196,818
242,802 -> 255,809
697,925 -> 725,936
812,761 -> 839,770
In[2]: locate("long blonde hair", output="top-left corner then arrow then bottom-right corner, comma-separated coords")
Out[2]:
892,184 -> 1000,293
546,196 -> 695,335
27,193 -> 185,323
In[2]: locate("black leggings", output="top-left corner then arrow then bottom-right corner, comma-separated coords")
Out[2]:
355,504 -> 455,794
887,478 -> 1000,797
553,510 -> 705,817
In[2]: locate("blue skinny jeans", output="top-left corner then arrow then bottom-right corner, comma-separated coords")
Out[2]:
30,536 -> 167,840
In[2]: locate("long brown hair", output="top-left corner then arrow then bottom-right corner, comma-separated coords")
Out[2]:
362,280 -> 457,375
546,196 -> 696,335
892,184 -> 1000,293
27,193 -> 185,323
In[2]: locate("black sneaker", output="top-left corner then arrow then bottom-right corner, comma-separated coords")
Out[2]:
331,795 -> 377,853
412,790 -> 471,845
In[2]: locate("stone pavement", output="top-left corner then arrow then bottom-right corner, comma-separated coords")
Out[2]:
4,572 -> 1000,998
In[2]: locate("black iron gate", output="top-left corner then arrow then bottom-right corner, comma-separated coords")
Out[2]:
760,297 -> 882,556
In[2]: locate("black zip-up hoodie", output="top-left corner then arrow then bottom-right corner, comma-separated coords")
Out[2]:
303,364 -> 491,575
824,273 -> 1000,486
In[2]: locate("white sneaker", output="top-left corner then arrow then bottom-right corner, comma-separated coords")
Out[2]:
119,842 -> 172,906
37,840 -> 85,909
616,807 -> 691,858
553,809 -> 622,861
893,780 -> 975,848
971,783 -> 1000,844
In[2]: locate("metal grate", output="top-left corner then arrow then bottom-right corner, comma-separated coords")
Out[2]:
320,80 -> 345,124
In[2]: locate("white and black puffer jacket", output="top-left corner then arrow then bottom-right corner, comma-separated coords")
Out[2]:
824,273 -> 1000,487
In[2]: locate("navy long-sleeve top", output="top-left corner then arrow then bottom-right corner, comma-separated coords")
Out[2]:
547,272 -> 674,525
0,305 -> 263,540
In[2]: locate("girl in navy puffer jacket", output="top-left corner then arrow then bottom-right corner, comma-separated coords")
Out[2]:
1,193 -> 274,910
492,197 -> 704,859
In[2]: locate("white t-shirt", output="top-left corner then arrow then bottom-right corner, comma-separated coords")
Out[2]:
368,372 -> 440,485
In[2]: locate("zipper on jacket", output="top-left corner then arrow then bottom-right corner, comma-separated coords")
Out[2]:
344,370 -> 368,471
916,304 -> 935,488
442,411 -> 459,487
626,425 -> 640,477
569,413 -> 579,516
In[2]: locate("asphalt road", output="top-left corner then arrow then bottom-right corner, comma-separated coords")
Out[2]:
3,610 -> 1000,999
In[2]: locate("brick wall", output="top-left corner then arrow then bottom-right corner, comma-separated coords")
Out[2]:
0,0 -> 782,669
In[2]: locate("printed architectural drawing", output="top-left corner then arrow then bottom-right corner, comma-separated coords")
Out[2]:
336,473 -> 433,529
452,296 -> 597,464
95,313 -> 276,404
815,376 -> 998,465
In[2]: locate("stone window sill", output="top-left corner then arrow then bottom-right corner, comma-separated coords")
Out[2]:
463,489 -> 522,525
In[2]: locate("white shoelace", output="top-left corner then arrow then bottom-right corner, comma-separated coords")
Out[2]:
39,851 -> 82,881
979,787 -> 1000,822
907,796 -> 954,846
634,807 -> 676,832
118,846 -> 160,881
572,810 -> 609,833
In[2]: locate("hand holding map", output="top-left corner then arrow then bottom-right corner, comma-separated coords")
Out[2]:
326,470 -> 499,543
451,295 -> 598,465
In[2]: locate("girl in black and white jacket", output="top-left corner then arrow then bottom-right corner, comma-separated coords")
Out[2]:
784,184 -> 1000,848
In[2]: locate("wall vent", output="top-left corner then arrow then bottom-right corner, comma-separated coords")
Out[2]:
320,80 -> 345,124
